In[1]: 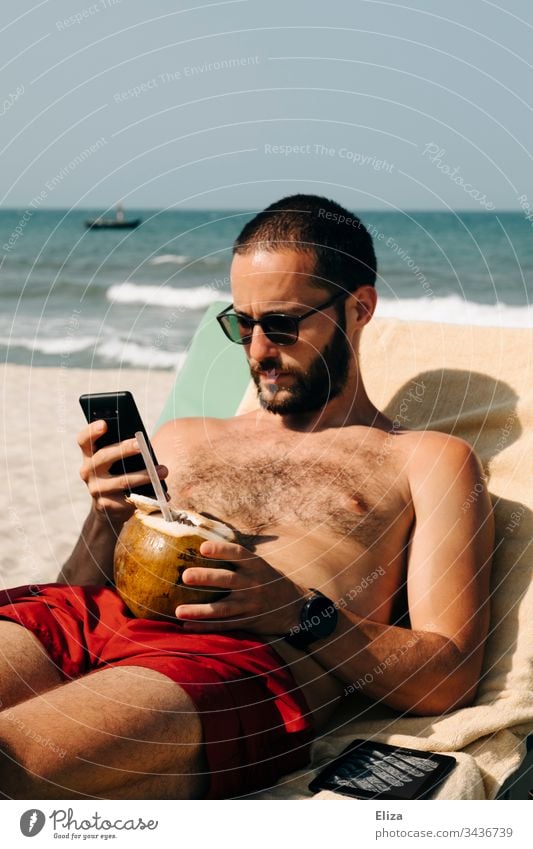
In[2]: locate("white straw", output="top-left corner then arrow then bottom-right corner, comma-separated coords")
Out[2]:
134,431 -> 173,522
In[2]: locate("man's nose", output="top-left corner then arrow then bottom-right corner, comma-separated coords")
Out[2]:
248,323 -> 279,359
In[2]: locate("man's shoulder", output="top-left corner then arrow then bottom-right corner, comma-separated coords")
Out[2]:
399,428 -> 474,454
355,419 -> 478,461
400,429 -> 484,489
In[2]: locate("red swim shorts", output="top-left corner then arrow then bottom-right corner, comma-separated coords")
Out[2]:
0,583 -> 315,799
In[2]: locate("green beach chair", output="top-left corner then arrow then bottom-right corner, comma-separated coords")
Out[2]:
157,301 -> 248,426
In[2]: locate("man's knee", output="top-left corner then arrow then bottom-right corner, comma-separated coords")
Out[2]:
0,621 -> 63,710
0,669 -> 208,799
1,724 -> 206,799
1,739 -> 206,800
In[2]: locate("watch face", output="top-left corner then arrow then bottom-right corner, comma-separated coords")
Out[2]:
306,593 -> 338,639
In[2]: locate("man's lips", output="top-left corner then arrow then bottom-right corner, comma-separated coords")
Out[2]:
258,368 -> 289,381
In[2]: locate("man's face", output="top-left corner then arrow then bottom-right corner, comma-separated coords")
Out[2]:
230,250 -> 352,415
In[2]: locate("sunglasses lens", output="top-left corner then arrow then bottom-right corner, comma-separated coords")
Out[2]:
263,316 -> 298,345
220,313 -> 253,343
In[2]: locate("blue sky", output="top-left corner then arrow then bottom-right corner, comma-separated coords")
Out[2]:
2,0 -> 533,210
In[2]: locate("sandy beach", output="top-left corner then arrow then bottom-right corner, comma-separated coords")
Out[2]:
0,365 -> 174,589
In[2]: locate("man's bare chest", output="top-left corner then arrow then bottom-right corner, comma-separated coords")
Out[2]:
168,430 -> 410,545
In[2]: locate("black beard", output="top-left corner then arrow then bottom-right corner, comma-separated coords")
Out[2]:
250,313 -> 351,415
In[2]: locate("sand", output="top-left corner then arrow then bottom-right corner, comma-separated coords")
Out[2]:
0,364 -> 175,589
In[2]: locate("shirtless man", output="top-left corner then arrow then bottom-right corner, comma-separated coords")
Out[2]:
0,194 -> 494,800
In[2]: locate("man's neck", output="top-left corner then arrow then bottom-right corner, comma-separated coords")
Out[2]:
252,373 -> 391,433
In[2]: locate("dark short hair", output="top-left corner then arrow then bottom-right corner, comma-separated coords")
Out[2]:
232,193 -> 377,294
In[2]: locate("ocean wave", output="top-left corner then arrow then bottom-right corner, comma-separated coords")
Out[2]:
97,339 -> 187,369
148,253 -> 225,268
107,282 -> 228,309
0,335 -> 97,355
0,333 -> 187,369
376,295 -> 533,328
149,254 -> 189,266
0,277 -> 109,299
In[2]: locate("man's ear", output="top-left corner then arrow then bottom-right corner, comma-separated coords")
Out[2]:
348,285 -> 377,327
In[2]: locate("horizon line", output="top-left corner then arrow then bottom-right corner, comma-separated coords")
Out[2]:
0,205 -> 525,214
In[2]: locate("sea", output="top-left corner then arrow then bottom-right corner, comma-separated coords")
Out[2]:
1,209 -> 532,370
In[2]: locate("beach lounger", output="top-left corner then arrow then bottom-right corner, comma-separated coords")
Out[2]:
158,302 -> 533,800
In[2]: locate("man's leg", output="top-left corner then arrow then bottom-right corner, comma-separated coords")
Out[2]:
0,622 -> 64,710
0,665 -> 208,799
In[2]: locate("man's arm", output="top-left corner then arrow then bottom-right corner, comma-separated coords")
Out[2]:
56,420 -> 169,586
57,507 -> 124,586
298,433 -> 494,715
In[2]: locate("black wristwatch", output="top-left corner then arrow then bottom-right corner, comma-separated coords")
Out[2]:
284,589 -> 338,650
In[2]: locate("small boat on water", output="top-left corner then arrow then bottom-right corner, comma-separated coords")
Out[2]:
85,204 -> 141,230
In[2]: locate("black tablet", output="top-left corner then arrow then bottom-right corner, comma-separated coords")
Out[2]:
309,739 -> 456,800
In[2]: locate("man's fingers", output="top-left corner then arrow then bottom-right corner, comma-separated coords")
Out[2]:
94,438 -> 142,470
176,599 -> 241,620
199,540 -> 255,564
87,468 -> 166,497
75,422 -> 165,524
95,495 -> 134,513
77,419 -> 107,457
79,438 -> 143,481
182,567 -> 239,588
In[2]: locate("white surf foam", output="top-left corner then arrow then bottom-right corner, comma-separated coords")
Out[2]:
0,335 -> 97,355
0,333 -> 187,369
149,254 -> 189,266
97,338 -> 187,369
376,295 -> 533,328
107,282 -> 227,309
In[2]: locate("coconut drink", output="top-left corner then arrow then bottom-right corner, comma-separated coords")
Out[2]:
114,493 -> 236,621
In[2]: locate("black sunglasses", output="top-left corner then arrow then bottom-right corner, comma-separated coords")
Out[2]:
216,290 -> 349,346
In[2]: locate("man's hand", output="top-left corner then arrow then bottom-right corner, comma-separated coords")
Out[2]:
175,541 -> 307,634
78,419 -> 168,524
59,420 -> 168,587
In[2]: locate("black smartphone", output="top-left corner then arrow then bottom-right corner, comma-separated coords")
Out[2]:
79,391 -> 167,500
308,739 -> 456,800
